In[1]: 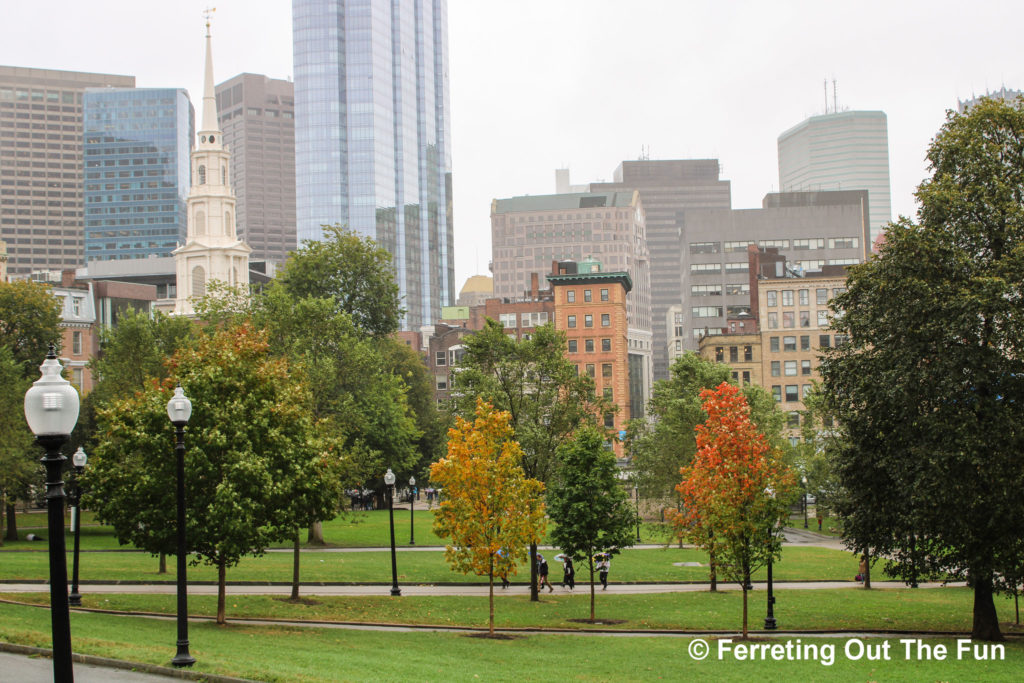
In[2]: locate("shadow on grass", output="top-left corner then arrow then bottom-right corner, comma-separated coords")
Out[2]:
568,618 -> 627,625
466,632 -> 522,640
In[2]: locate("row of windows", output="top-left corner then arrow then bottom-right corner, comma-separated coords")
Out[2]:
497,311 -> 549,328
714,345 -> 754,363
766,288 -> 845,307
566,288 -> 610,303
568,338 -> 613,353
690,262 -> 750,274
772,384 -> 813,403
770,359 -> 813,377
691,283 -> 749,296
567,313 -> 611,328
765,310 -> 831,329
689,238 -> 860,253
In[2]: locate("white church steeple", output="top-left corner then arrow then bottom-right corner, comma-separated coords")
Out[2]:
174,11 -> 251,316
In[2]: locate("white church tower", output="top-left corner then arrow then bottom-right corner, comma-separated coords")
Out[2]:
174,15 -> 251,316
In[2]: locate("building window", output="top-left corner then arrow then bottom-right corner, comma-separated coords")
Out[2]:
784,360 -> 798,376
602,363 -> 612,379
600,288 -> 609,301
787,412 -> 800,428
692,306 -> 723,318
72,331 -> 82,355
817,310 -> 830,326
729,346 -> 738,362
744,345 -> 753,361
715,346 -> 724,362
725,262 -> 749,274
585,339 -> 595,352
567,315 -> 576,328
801,359 -> 812,375
689,241 -> 720,254
72,367 -> 84,391
803,384 -> 813,398
603,387 -> 613,400
691,263 -> 721,274
772,385 -> 782,402
816,288 -> 829,305
783,312 -> 795,328
693,284 -> 723,296
197,164 -> 206,185
584,289 -> 592,302
800,311 -> 811,327
781,291 -> 794,306
767,312 -> 778,329
785,385 -> 799,402
191,266 -> 206,298
586,364 -> 596,378
567,290 -> 575,303
770,337 -> 780,352
604,412 -> 615,428
436,351 -> 446,366
71,298 -> 81,316
568,339 -> 578,353
499,313 -> 518,328
675,340 -> 682,351
601,338 -> 611,352
742,370 -> 750,385
799,289 -> 809,306
436,378 -> 448,391
584,314 -> 593,328
819,334 -> 830,348
783,336 -> 796,352
829,237 -> 859,249
726,283 -> 750,296
766,291 -> 777,307
834,334 -> 850,347
794,238 -> 825,250
601,314 -> 610,327
771,361 -> 781,377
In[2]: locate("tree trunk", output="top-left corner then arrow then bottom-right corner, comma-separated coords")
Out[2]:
0,492 -> 5,546
972,576 -> 1004,641
4,502 -> 17,541
158,552 -> 167,574
307,521 -> 325,546
529,542 -> 539,602
488,560 -> 495,636
291,529 -> 301,600
217,561 -> 227,625
709,547 -> 718,592
862,551 -> 870,590
589,557 -> 595,622
742,584 -> 749,640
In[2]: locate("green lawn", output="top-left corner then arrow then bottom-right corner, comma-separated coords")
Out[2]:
0,545 -> 860,584
0,600 -> 1021,682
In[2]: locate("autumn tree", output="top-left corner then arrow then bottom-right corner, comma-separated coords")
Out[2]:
88,324 -> 336,623
547,425 -> 637,620
451,319 -> 604,599
675,383 -> 794,638
430,399 -> 546,635
820,96 -> 1024,641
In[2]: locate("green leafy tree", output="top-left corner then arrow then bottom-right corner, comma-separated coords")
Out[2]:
88,324 -> 333,624
547,425 -> 638,620
450,319 -> 606,599
0,279 -> 62,375
820,96 -> 1024,641
0,347 -> 35,544
276,224 -> 404,337
430,400 -> 546,635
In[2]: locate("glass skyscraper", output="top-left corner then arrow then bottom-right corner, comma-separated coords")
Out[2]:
83,88 -> 194,262
293,0 -> 454,330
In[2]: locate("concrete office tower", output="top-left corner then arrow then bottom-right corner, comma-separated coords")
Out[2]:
292,0 -> 454,330
215,74 -> 296,265
0,66 -> 135,277
675,190 -> 869,356
83,88 -> 194,262
490,191 -> 653,410
174,22 -> 251,316
958,87 -> 1023,113
778,110 -> 891,244
589,160 -> 732,382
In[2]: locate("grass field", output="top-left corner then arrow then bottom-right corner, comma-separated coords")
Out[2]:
1,600 -> 1022,682
0,545 -> 860,584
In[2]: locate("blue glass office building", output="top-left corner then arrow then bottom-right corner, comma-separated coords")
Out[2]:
83,88 -> 194,262
293,0 -> 454,330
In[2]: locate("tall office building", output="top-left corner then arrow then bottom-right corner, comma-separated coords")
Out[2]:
83,88 -> 194,262
0,66 -> 135,277
589,160 -> 732,382
292,0 -> 454,330
215,74 -> 296,265
958,87 -> 1023,113
778,110 -> 892,244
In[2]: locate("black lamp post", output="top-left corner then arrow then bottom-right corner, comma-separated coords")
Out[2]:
166,385 -> 196,668
634,483 -> 641,543
802,476 -> 809,529
385,468 -> 401,596
68,446 -> 88,607
408,475 -> 416,546
24,344 -> 80,682
764,486 -> 777,630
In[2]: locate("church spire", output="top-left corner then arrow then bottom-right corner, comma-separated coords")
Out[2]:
199,7 -> 220,138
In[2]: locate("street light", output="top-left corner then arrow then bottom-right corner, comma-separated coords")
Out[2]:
764,486 -> 778,630
166,385 -> 196,668
384,468 -> 401,596
409,475 -> 416,546
634,483 -> 641,543
802,476 -> 809,529
68,446 -> 88,607
24,344 -> 80,681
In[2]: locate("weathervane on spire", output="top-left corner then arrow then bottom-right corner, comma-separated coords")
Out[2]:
204,6 -> 216,35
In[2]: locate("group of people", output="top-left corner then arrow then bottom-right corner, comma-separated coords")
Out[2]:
508,551 -> 613,592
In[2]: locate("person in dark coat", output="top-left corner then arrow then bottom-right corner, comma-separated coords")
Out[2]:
537,554 -> 554,593
562,556 -> 575,590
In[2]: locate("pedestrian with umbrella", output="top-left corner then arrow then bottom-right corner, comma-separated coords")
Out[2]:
555,553 -> 575,590
594,552 -> 611,590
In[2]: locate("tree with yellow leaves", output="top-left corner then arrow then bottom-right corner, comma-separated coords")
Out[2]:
430,399 -> 546,635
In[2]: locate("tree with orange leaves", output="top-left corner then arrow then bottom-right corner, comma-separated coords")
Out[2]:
430,399 -> 546,635
676,382 -> 795,638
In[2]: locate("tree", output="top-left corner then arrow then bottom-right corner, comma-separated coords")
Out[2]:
547,425 -> 638,621
0,279 -> 61,541
450,319 -> 606,600
276,224 -> 404,337
88,324 -> 334,624
820,96 -> 1024,641
675,383 -> 794,638
430,399 -> 546,635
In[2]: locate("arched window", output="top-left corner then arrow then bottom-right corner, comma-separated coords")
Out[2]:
191,266 -> 206,298
197,165 -> 206,185
225,210 -> 232,235
195,210 -> 206,236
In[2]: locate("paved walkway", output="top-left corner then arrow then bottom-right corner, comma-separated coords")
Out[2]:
0,651 -> 191,683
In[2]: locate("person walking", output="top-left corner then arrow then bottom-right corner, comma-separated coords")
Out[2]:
537,554 -> 554,593
495,548 -> 510,589
595,553 -> 611,590
562,556 -> 575,590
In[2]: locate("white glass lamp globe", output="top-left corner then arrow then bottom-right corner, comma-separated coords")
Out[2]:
24,348 -> 80,438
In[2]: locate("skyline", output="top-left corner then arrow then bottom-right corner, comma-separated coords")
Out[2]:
2,1 -> 1022,291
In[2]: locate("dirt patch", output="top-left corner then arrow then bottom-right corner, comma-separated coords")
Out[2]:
567,618 -> 627,625
274,597 -> 322,606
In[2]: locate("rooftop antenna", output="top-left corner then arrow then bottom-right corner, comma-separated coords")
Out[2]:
204,5 -> 216,35
824,78 -> 829,114
833,78 -> 838,114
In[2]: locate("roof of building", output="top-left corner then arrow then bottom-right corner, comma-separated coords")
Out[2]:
546,270 -> 632,293
459,275 -> 493,294
492,191 -> 637,214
